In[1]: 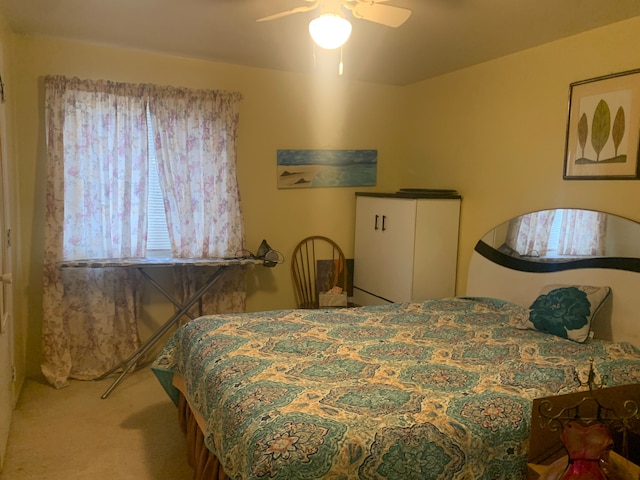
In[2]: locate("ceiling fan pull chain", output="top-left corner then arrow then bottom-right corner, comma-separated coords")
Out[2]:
339,47 -> 345,76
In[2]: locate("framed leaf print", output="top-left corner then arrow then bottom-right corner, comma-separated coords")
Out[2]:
564,68 -> 640,180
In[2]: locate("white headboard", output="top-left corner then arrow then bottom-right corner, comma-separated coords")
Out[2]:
467,245 -> 640,349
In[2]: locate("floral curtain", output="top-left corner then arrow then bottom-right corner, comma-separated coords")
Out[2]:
149,86 -> 246,316
505,210 -> 557,257
43,77 -> 148,388
43,77 -> 246,388
557,209 -> 607,256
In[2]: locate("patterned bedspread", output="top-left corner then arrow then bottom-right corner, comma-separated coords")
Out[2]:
152,297 -> 640,480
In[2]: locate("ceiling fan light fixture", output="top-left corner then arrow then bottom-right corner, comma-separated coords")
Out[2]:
308,13 -> 352,50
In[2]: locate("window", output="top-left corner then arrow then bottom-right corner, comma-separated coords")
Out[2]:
145,107 -> 171,256
42,76 -> 246,387
507,209 -> 606,259
545,209 -> 564,258
45,76 -> 244,261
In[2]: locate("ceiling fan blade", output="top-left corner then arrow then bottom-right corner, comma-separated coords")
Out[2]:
350,3 -> 412,28
345,0 -> 392,4
257,4 -> 318,23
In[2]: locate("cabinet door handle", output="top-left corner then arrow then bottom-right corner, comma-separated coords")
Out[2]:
374,215 -> 379,230
382,215 -> 387,231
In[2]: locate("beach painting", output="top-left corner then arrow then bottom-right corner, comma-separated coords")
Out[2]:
277,149 -> 377,188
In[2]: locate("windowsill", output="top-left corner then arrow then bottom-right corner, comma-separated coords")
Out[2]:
519,255 -> 599,263
58,257 -> 261,268
146,250 -> 173,258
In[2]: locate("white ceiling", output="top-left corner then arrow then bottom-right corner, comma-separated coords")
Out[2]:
2,0 -> 640,85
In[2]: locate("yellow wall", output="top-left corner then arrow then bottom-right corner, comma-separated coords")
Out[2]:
9,15 -> 640,383
402,16 -> 640,295
12,36 -> 405,377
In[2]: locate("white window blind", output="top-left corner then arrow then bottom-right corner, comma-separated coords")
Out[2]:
146,107 -> 172,254
545,209 -> 564,257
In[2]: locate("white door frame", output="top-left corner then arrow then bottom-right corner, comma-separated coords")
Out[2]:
0,69 -> 14,471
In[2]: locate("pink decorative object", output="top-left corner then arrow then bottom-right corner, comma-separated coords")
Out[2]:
558,422 -> 613,480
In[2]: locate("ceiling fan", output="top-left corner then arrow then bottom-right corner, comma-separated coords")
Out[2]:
258,0 -> 411,52
257,0 -> 412,29
257,0 -> 411,74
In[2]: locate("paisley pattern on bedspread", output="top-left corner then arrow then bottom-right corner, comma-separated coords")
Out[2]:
152,297 -> 640,480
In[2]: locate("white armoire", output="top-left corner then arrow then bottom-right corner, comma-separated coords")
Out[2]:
352,191 -> 461,306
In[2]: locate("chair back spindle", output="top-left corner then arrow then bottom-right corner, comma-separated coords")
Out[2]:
291,236 -> 347,309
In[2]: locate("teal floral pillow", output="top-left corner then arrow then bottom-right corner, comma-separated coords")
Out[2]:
525,285 -> 611,342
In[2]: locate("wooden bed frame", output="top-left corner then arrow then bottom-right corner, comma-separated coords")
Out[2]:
173,375 -> 230,480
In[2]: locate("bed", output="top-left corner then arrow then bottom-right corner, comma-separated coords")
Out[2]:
152,209 -> 640,480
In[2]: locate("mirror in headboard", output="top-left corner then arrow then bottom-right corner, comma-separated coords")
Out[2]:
467,208 -> 640,347
475,209 -> 640,273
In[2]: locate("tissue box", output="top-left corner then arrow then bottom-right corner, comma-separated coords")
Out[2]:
319,292 -> 348,307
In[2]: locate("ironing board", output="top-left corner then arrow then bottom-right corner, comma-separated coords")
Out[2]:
59,257 -> 263,398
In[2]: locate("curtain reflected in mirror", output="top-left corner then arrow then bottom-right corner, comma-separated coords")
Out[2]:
502,210 -> 606,259
477,209 -> 640,272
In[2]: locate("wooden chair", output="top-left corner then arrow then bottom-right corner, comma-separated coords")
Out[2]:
291,236 -> 348,309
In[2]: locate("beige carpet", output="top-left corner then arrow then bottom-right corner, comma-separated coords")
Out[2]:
0,366 -> 194,480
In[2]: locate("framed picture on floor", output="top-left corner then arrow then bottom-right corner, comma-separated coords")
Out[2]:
564,68 -> 640,180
